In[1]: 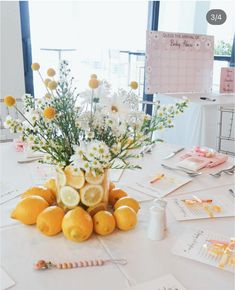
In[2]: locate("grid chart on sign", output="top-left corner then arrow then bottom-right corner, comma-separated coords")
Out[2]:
145,31 -> 214,94
172,229 -> 235,273
167,190 -> 235,220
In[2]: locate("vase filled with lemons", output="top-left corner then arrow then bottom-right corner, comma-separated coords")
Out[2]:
4,60 -> 188,242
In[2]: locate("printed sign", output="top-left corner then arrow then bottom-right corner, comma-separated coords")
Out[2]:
220,67 -> 235,93
145,31 -> 214,93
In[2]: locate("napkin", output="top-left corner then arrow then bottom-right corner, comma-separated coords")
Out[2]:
180,148 -> 228,168
13,139 -> 24,152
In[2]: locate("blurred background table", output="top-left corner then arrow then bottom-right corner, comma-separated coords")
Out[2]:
155,92 -> 235,155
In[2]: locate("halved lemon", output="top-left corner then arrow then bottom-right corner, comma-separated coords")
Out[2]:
59,186 -> 80,208
80,184 -> 104,207
64,166 -> 85,189
85,171 -> 104,185
56,168 -> 66,187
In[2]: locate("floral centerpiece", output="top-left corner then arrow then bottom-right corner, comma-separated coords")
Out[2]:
4,60 -> 188,241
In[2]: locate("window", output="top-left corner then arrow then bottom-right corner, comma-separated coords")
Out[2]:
158,1 -> 234,90
28,1 -> 148,97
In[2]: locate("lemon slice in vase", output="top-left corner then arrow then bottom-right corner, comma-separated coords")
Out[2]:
64,166 -> 85,189
80,184 -> 104,207
85,171 -> 105,185
59,186 -> 80,209
56,168 -> 67,187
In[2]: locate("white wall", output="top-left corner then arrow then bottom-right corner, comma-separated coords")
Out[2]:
0,1 -> 25,141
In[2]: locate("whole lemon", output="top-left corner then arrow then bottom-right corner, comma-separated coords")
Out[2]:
114,206 -> 137,231
37,206 -> 65,236
114,197 -> 140,213
43,178 -> 57,197
93,210 -> 116,236
11,196 -> 49,225
21,186 -> 56,205
109,181 -> 116,193
62,207 -> 93,242
109,188 -> 127,207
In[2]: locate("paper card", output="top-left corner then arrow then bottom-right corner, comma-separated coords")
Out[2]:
172,228 -> 235,273
167,190 -> 235,220
121,274 -> 186,290
117,183 -> 154,202
145,31 -> 214,94
0,267 -> 15,290
129,170 -> 191,198
220,67 -> 235,93
0,183 -> 21,205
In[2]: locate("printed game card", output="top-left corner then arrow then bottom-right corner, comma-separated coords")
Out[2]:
167,190 -> 235,220
145,31 -> 214,93
121,274 -> 186,290
0,183 -> 21,205
172,228 -> 235,273
130,170 -> 192,198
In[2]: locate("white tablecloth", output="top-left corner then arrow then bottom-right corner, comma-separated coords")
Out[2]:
0,142 -> 234,290
155,92 -> 235,150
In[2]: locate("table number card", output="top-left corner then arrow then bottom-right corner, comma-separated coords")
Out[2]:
167,190 -> 235,220
172,228 -> 235,273
121,274 -> 186,290
145,31 -> 214,93
220,67 -> 235,93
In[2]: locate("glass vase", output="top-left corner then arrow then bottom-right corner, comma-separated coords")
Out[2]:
55,167 -> 110,212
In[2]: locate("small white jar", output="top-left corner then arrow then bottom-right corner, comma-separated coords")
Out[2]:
153,198 -> 167,231
147,206 -> 165,241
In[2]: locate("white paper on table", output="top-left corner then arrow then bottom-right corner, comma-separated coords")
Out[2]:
0,267 -> 15,290
0,183 -> 21,205
129,170 -> 191,198
172,228 -> 235,273
120,274 -> 186,290
167,190 -> 235,220
117,183 -> 154,202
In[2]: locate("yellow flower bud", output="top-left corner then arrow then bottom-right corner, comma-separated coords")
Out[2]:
4,95 -> 16,107
48,81 -> 58,90
130,81 -> 138,90
44,78 -> 51,87
31,63 -> 40,71
88,78 -> 99,89
47,68 -> 56,77
43,107 -> 56,120
90,74 -> 97,79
